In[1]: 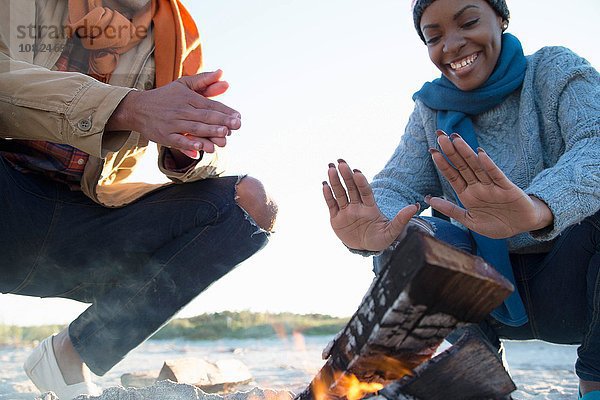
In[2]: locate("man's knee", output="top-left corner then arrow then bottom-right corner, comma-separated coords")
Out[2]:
235,176 -> 278,232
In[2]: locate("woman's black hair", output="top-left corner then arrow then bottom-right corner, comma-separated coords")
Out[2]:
412,0 -> 510,43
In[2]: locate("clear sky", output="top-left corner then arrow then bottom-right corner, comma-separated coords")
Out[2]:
1,0 -> 598,326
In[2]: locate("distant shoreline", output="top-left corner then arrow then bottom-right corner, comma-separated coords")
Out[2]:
0,311 -> 349,345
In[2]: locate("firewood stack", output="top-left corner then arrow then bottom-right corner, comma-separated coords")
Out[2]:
295,230 -> 517,400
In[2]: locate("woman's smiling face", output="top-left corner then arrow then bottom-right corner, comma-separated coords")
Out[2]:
420,0 -> 504,91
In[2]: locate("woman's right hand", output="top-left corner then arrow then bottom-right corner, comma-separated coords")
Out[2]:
322,160 -> 420,252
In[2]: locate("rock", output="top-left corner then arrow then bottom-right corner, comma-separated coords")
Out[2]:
224,387 -> 294,400
62,381 -> 293,400
120,357 -> 254,392
157,358 -> 253,391
34,393 -> 59,400
120,372 -> 158,389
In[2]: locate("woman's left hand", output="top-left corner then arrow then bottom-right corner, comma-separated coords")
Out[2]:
427,130 -> 553,239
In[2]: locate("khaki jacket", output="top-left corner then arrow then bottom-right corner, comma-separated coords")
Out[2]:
0,0 -> 223,207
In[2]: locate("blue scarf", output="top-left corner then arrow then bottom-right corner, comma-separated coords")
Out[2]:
413,33 -> 528,327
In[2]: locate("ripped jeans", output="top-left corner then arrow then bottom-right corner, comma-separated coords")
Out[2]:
376,215 -> 600,383
0,157 -> 269,375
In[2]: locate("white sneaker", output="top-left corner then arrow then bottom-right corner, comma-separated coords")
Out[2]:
23,335 -> 102,399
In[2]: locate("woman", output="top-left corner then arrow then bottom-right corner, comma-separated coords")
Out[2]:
322,0 -> 600,397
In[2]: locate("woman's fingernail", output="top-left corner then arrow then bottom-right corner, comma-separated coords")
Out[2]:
322,181 -> 328,186
328,163 -> 335,168
424,194 -> 432,203
428,148 -> 439,155
477,147 -> 486,154
450,133 -> 461,140
435,130 -> 447,137
353,169 -> 362,173
337,158 -> 346,164
415,202 -> 421,212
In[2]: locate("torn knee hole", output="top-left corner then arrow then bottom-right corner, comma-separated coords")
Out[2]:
235,176 -> 278,232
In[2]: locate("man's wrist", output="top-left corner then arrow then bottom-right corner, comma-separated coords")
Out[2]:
163,148 -> 202,172
106,90 -> 139,132
170,148 -> 200,168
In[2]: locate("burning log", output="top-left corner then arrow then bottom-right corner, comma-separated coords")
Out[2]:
374,332 -> 516,400
296,229 -> 514,400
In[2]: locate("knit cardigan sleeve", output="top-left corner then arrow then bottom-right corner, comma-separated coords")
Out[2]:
525,47 -> 600,240
371,103 -> 443,221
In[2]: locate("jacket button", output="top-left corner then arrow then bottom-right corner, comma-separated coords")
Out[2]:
144,81 -> 154,90
78,117 -> 92,132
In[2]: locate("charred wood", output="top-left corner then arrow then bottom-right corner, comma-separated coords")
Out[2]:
375,332 -> 515,400
296,231 -> 514,400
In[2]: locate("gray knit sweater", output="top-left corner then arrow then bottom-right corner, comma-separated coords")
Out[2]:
371,46 -> 600,253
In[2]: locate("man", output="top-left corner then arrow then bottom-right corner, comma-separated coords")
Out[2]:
0,0 -> 277,398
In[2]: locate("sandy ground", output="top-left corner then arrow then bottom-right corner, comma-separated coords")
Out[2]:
0,338 -> 580,400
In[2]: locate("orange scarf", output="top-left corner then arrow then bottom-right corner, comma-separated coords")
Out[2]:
67,0 -> 202,86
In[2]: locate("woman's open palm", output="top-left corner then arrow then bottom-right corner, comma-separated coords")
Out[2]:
428,131 -> 551,239
322,160 -> 419,252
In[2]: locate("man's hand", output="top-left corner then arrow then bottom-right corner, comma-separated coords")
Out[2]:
427,130 -> 554,238
106,70 -> 240,154
323,160 -> 420,252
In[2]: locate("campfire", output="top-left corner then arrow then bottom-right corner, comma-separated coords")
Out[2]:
68,230 -> 517,400
295,229 -> 517,400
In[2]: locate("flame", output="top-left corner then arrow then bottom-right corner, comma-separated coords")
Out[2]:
357,355 -> 414,381
272,323 -> 288,340
293,330 -> 307,352
312,371 -> 383,400
310,355 -> 415,400
312,371 -> 331,400
335,373 -> 384,400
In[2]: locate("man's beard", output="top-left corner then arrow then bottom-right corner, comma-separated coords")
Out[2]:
117,0 -> 151,12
